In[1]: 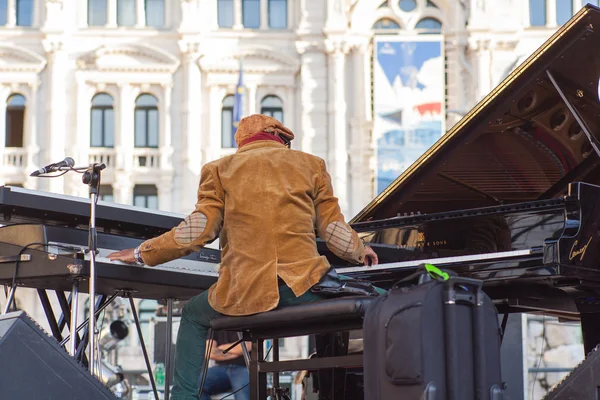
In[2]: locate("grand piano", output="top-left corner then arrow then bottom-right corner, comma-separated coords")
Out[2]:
327,4 -> 600,357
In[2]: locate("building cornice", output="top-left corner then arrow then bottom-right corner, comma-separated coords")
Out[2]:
77,43 -> 180,74
0,44 -> 46,73
199,45 -> 300,74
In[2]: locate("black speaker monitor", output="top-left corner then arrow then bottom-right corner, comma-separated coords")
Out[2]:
0,311 -> 117,400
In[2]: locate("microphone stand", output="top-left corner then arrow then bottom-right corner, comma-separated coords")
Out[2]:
29,161 -> 106,375
82,163 -> 106,377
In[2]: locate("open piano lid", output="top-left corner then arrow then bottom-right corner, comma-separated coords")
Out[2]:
352,4 -> 600,223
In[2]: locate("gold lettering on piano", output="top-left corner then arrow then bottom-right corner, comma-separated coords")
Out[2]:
569,237 -> 593,262
426,240 -> 447,246
417,232 -> 425,243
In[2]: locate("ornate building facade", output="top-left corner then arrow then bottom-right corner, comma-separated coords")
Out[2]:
0,0 -> 596,398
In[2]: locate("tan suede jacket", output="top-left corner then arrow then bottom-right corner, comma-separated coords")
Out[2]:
138,140 -> 365,316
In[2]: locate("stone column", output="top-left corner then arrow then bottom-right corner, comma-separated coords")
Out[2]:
160,82 -> 173,170
203,0 -> 219,30
325,39 -> 349,215
43,0 -> 65,30
178,42 -> 202,212
325,0 -> 346,32
284,85 -> 295,133
348,41 -> 371,216
260,0 -> 268,29
7,0 -> 16,26
64,76 -> 92,198
158,175 -> 174,212
180,0 -> 201,31
23,81 -> 40,190
547,1 -> 557,28
295,43 -> 328,161
43,40 -> 67,194
233,0 -> 242,29
205,86 -> 223,164
468,38 -> 492,104
136,0 -> 146,27
117,83 -> 135,171
115,84 -> 134,204
0,86 -> 9,156
107,0 -> 117,27
248,85 -> 257,115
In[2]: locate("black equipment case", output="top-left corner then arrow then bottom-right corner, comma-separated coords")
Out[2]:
363,269 -> 504,400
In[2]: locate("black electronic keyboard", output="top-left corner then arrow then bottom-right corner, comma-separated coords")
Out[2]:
0,224 -> 219,300
0,186 -> 184,239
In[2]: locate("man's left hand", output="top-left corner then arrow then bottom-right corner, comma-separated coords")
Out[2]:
364,246 -> 379,266
107,248 -> 137,264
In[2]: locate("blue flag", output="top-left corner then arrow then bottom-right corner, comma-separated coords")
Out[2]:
232,61 -> 243,145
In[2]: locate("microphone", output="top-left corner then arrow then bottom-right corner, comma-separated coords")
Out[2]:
30,157 -> 75,176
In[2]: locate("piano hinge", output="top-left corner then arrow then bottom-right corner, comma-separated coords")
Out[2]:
0,254 -> 31,264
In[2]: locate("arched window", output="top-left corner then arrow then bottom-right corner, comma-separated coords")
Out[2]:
268,0 -> 287,28
373,18 -> 401,29
415,17 -> 442,32
398,0 -> 417,12
117,0 -> 135,26
242,0 -> 260,28
5,94 -> 26,148
90,93 -> 114,148
260,95 -> 283,123
133,184 -> 158,209
88,0 -> 108,26
134,94 -> 159,148
16,0 -> 33,26
218,0 -> 234,27
221,95 -> 235,148
145,0 -> 165,28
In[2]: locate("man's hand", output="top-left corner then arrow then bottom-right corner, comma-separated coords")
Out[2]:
107,248 -> 137,264
364,245 -> 379,266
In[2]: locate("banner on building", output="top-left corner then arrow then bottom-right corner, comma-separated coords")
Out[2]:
373,35 -> 445,194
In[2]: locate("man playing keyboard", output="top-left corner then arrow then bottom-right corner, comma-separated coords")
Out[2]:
108,114 -> 378,400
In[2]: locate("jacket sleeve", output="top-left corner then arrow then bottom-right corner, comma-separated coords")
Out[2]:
138,164 -> 225,266
313,159 -> 365,265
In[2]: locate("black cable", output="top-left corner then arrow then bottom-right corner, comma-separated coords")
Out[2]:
263,344 -> 272,361
532,315 -> 546,400
35,170 -> 70,178
6,242 -> 80,311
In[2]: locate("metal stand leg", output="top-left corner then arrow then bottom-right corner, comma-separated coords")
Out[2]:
82,162 -> 106,376
128,294 -> 159,400
237,331 -> 251,368
164,298 -> 173,400
59,292 -> 119,347
249,338 -> 261,400
37,289 -> 62,341
88,206 -> 98,375
70,281 -> 79,356
273,338 -> 280,389
3,285 -> 16,314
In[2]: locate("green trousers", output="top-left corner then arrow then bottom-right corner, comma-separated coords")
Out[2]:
170,278 -> 385,399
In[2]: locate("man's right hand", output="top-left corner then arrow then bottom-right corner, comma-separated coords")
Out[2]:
364,245 -> 378,266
